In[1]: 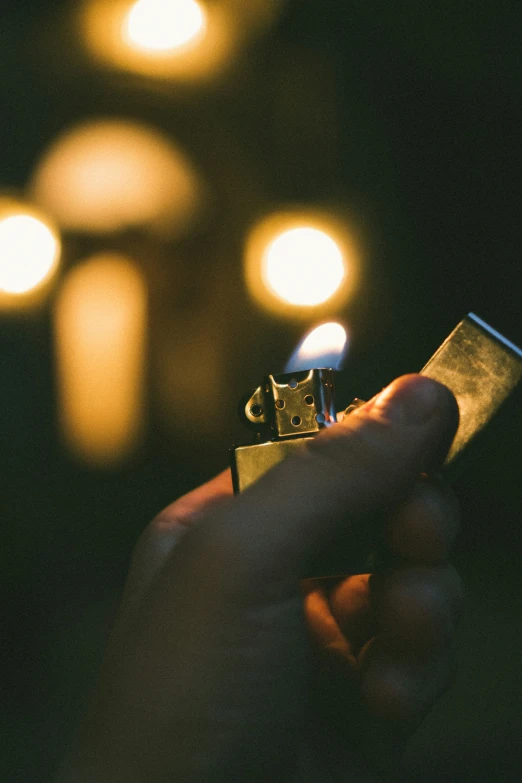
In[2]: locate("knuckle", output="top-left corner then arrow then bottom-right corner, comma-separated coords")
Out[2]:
149,509 -> 184,534
149,494 -> 200,534
138,505 -> 191,552
132,513 -> 189,571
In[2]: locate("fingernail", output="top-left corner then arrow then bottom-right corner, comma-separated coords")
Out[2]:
373,375 -> 446,425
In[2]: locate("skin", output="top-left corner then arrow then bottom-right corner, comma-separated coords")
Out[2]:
59,375 -> 463,782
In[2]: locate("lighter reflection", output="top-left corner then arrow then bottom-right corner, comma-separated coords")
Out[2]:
55,253 -> 147,466
124,0 -> 207,53
285,322 -> 349,372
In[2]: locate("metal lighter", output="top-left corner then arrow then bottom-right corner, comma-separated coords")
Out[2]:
230,314 -> 522,575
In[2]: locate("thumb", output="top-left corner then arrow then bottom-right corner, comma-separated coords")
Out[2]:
172,375 -> 458,595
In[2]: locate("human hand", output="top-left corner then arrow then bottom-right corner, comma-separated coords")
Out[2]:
60,375 -> 462,782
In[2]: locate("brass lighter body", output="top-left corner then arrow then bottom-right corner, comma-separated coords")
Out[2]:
230,314 -> 522,576
231,369 -> 336,494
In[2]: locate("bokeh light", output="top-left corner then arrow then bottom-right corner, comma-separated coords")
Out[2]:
29,119 -> 202,238
245,209 -> 359,317
124,0 -> 207,53
0,217 -> 57,295
55,253 -> 147,466
285,321 -> 349,372
0,199 -> 61,308
264,227 -> 345,306
82,0 -> 286,81
83,0 -> 230,81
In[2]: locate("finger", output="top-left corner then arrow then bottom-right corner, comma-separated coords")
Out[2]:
385,476 -> 460,563
303,585 -> 356,666
120,470 -> 233,616
358,635 -> 456,725
328,575 -> 377,652
155,469 -> 234,529
370,564 -> 463,657
188,375 -> 458,595
324,478 -> 460,651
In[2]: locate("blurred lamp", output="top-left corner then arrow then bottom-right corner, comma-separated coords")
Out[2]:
83,0 -> 286,81
0,198 -> 61,309
264,227 -> 344,306
29,119 -> 202,238
83,0 -> 231,81
55,253 -> 147,466
124,0 -> 207,53
245,209 -> 359,317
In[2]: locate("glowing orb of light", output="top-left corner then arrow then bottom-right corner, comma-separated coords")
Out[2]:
285,321 -> 349,372
124,0 -> 207,53
83,0 -> 286,82
263,226 -> 345,307
29,119 -> 202,238
0,203 -> 61,301
245,209 -> 359,317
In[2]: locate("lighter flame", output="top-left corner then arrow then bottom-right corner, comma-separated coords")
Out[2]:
263,226 -> 345,307
0,210 -> 60,297
285,322 -> 349,372
124,0 -> 207,53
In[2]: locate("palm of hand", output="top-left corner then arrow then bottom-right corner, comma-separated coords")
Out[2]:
89,469 -> 460,783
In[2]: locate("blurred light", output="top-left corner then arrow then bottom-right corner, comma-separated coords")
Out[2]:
83,0 -> 286,82
285,322 -> 349,373
124,0 -> 207,53
0,198 -> 61,308
264,227 -> 345,306
55,253 -> 147,466
0,217 -> 57,295
29,119 -> 202,238
245,210 -> 359,317
83,0 -> 232,81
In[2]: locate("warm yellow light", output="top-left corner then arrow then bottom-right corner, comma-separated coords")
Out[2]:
29,119 -> 202,238
0,215 -> 57,295
55,253 -> 147,466
83,0 -> 235,81
245,210 -> 359,317
0,200 -> 61,308
124,0 -> 207,53
263,227 -> 345,307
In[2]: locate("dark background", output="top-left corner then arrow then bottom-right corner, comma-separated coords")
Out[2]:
1,1 -> 521,780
